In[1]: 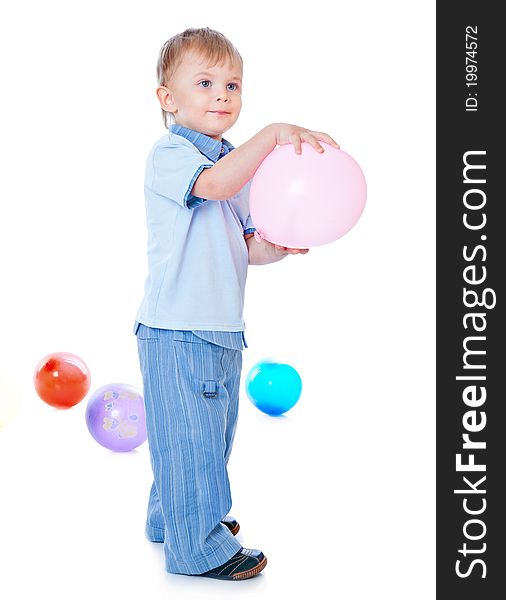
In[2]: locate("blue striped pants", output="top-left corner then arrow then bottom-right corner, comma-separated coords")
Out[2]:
135,324 -> 243,574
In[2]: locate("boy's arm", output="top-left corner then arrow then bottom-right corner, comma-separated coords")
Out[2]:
191,123 -> 339,201
244,233 -> 309,265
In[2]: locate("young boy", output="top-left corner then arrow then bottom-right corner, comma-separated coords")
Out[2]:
134,27 -> 339,581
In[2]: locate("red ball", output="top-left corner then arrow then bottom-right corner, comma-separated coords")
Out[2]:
34,352 -> 91,409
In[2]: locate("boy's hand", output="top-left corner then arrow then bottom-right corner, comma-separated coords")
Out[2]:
270,123 -> 340,155
245,234 -> 309,265
270,242 -> 309,256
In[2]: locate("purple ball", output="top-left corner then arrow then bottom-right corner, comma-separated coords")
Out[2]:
85,383 -> 147,452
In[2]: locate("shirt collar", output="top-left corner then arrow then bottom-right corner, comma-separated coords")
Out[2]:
169,124 -> 234,162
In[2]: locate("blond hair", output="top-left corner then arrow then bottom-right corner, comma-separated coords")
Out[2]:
156,27 -> 243,128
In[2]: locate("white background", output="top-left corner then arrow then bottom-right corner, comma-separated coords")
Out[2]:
0,1 -> 435,598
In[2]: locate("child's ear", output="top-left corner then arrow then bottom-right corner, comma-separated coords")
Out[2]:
156,86 -> 177,114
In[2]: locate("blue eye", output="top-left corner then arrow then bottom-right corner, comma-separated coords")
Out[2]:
199,80 -> 211,88
227,83 -> 238,91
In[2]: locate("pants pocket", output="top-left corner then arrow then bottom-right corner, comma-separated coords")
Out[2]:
136,323 -> 160,341
202,380 -> 218,399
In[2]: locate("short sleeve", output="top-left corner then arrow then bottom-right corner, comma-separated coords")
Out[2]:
148,143 -> 213,210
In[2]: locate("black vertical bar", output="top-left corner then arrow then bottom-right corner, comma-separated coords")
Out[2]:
437,3 -> 504,598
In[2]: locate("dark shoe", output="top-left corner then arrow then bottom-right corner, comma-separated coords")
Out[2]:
221,516 -> 240,536
199,548 -> 267,580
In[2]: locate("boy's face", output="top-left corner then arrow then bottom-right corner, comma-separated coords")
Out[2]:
158,51 -> 243,140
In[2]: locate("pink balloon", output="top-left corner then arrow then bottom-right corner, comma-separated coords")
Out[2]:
249,142 -> 366,248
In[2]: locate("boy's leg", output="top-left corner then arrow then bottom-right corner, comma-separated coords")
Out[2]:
223,349 -> 242,465
145,481 -> 165,542
136,326 -> 242,575
146,347 -> 242,542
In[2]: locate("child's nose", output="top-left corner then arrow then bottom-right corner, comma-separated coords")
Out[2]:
216,89 -> 230,102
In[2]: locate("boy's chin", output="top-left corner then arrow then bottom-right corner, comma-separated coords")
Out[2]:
207,125 -> 234,139
207,115 -> 239,132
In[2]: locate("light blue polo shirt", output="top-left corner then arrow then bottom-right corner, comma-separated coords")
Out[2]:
135,124 -> 256,350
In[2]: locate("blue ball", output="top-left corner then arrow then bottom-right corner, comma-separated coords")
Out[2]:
245,361 -> 302,416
